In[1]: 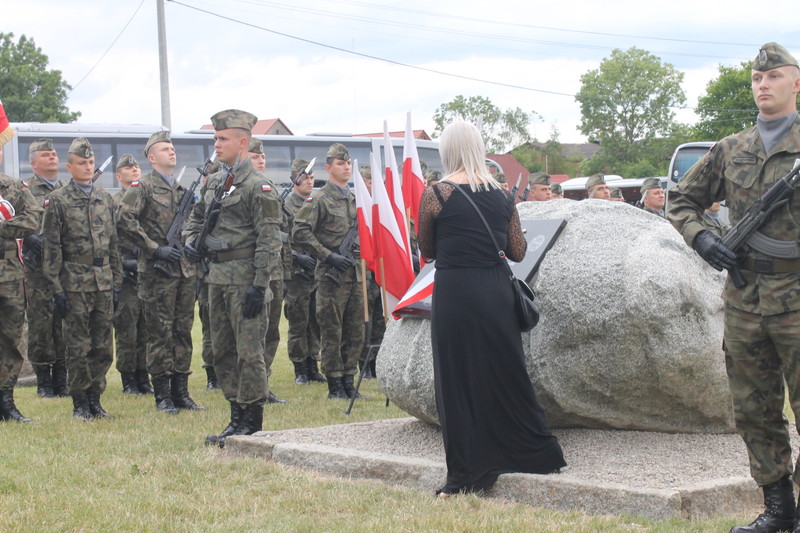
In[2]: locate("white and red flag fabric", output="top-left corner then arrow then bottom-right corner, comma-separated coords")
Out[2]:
0,98 -> 15,147
401,112 -> 425,233
352,160 -> 375,272
392,262 -> 435,318
382,122 -> 412,262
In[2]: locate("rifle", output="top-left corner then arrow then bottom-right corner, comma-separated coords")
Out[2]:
323,219 -> 359,287
194,167 -> 237,274
509,173 -> 522,199
285,158 -> 317,281
722,159 -> 800,288
520,178 -> 531,202
23,156 -> 114,271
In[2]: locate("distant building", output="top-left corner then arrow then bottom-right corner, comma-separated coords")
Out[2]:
200,118 -> 293,136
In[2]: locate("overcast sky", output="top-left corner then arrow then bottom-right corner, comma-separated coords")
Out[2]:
2,0 -> 799,145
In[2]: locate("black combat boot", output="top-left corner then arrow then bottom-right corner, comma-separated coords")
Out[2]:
369,358 -> 377,379
731,475 -> 795,533
51,361 -> 69,397
121,372 -> 142,395
326,376 -> 348,400
306,358 -> 326,383
135,369 -> 153,394
205,402 -> 244,449
171,373 -> 207,411
86,392 -> 113,419
0,390 -> 32,422
293,360 -> 309,385
232,403 -> 264,435
72,393 -> 93,421
152,374 -> 178,415
34,365 -> 55,398
205,367 -> 220,390
267,391 -> 287,404
341,374 -> 367,400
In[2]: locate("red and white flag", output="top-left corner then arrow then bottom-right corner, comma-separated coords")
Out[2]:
392,263 -> 435,318
382,122 -> 412,263
0,98 -> 15,147
352,160 -> 375,272
402,112 -> 425,234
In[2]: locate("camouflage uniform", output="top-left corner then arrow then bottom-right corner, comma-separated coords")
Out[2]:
667,50 -> 800,488
699,211 -> 729,237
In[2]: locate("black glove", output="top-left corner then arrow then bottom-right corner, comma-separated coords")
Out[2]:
293,253 -> 316,272
54,292 -> 71,319
23,233 -> 42,254
153,245 -> 182,263
693,230 -> 737,271
242,285 -> 266,319
112,285 -> 120,311
122,258 -> 138,273
183,239 -> 203,263
325,253 -> 355,272
412,253 -> 420,274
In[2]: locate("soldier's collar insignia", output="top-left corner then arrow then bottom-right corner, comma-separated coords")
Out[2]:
22,181 -> 29,187
306,196 -> 313,201
131,181 -> 140,187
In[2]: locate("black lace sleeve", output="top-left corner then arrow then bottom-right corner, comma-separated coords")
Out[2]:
418,183 -> 455,259
505,206 -> 527,262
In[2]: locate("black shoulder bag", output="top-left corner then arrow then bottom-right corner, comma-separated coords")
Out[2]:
447,182 -> 539,331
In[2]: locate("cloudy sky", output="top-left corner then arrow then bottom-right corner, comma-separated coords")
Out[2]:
3,0 -> 798,145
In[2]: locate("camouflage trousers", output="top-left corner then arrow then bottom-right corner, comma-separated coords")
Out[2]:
284,277 -> 320,364
209,283 -> 269,405
264,279 -> 284,378
0,280 -> 26,390
138,273 -> 195,378
316,278 -> 364,379
63,290 -> 113,395
26,277 -> 66,368
198,280 -> 213,368
113,281 -> 146,373
363,279 -> 386,363
724,305 -> 800,486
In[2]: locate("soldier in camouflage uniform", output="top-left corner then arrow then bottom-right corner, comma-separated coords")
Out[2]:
292,143 -> 365,400
197,160 -> 221,391
23,138 -> 68,398
112,154 -> 151,395
283,158 -> 324,385
247,137 -> 286,404
527,172 -> 553,202
639,178 -> 665,217
585,174 -> 611,200
41,138 -> 122,421
0,141 -> 42,422
668,43 -> 800,533
699,202 -> 729,237
117,131 -> 203,414
183,109 -> 282,446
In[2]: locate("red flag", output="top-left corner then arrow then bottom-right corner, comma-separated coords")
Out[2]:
402,112 -> 425,233
383,121 -> 412,264
392,263 -> 435,318
0,98 -> 15,147
352,160 -> 375,271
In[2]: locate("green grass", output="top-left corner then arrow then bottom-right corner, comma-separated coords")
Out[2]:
0,314 -> 756,532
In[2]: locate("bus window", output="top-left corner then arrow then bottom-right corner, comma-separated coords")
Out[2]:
668,142 -> 714,186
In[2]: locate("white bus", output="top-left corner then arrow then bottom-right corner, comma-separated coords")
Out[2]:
1,123 -> 443,192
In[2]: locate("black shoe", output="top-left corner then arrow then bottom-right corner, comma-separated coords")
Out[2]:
152,375 -> 178,415
87,392 -> 113,419
731,475 -> 795,533
205,402 -> 243,449
51,361 -> 69,397
306,358 -> 326,383
72,393 -> 93,422
121,372 -> 142,395
35,366 -> 55,398
293,361 -> 309,385
326,377 -> 348,400
0,390 -> 32,422
342,375 -> 367,400
369,358 -> 377,379
205,367 -> 221,390
232,403 -> 263,435
135,369 -> 154,394
170,373 -> 207,411
267,391 -> 287,404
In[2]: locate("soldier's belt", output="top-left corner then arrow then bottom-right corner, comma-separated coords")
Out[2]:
209,244 -> 256,263
740,256 -> 800,275
63,252 -> 108,267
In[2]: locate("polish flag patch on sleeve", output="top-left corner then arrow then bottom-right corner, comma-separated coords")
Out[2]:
130,181 -> 140,187
43,199 -> 50,207
262,184 -> 272,191
21,181 -> 29,188
305,197 -> 313,202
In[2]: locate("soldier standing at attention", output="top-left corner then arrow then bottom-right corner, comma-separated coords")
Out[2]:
585,174 -> 611,200
292,143 -> 365,400
0,140 -> 42,422
23,138 -> 68,398
41,138 -> 122,421
527,172 -> 553,202
639,178 -> 666,217
668,43 -> 800,533
118,131 -> 203,414
112,154 -> 152,395
283,158 -> 325,385
183,110 -> 282,446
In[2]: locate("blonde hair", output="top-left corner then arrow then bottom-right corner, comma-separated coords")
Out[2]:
438,120 -> 500,192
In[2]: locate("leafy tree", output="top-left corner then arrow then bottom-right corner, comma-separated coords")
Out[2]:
0,33 -> 80,123
575,47 -> 686,173
692,61 -> 757,140
432,95 -> 537,153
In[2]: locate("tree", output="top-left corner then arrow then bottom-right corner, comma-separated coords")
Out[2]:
432,95 -> 537,153
0,33 -> 80,123
692,61 -> 757,140
575,47 -> 686,173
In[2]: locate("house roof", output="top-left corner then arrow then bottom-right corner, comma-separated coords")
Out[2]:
354,130 -> 432,141
486,154 -> 530,186
199,118 -> 293,136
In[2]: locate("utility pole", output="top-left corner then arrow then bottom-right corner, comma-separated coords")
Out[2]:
156,0 -> 172,129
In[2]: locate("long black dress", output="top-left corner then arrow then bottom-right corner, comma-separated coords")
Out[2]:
418,181 -> 566,494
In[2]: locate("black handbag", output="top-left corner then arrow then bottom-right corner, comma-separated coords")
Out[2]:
447,182 -> 539,331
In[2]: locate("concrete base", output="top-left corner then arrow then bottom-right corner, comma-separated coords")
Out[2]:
224,417 -> 763,520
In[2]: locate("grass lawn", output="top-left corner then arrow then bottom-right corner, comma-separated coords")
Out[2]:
0,312 -> 756,532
